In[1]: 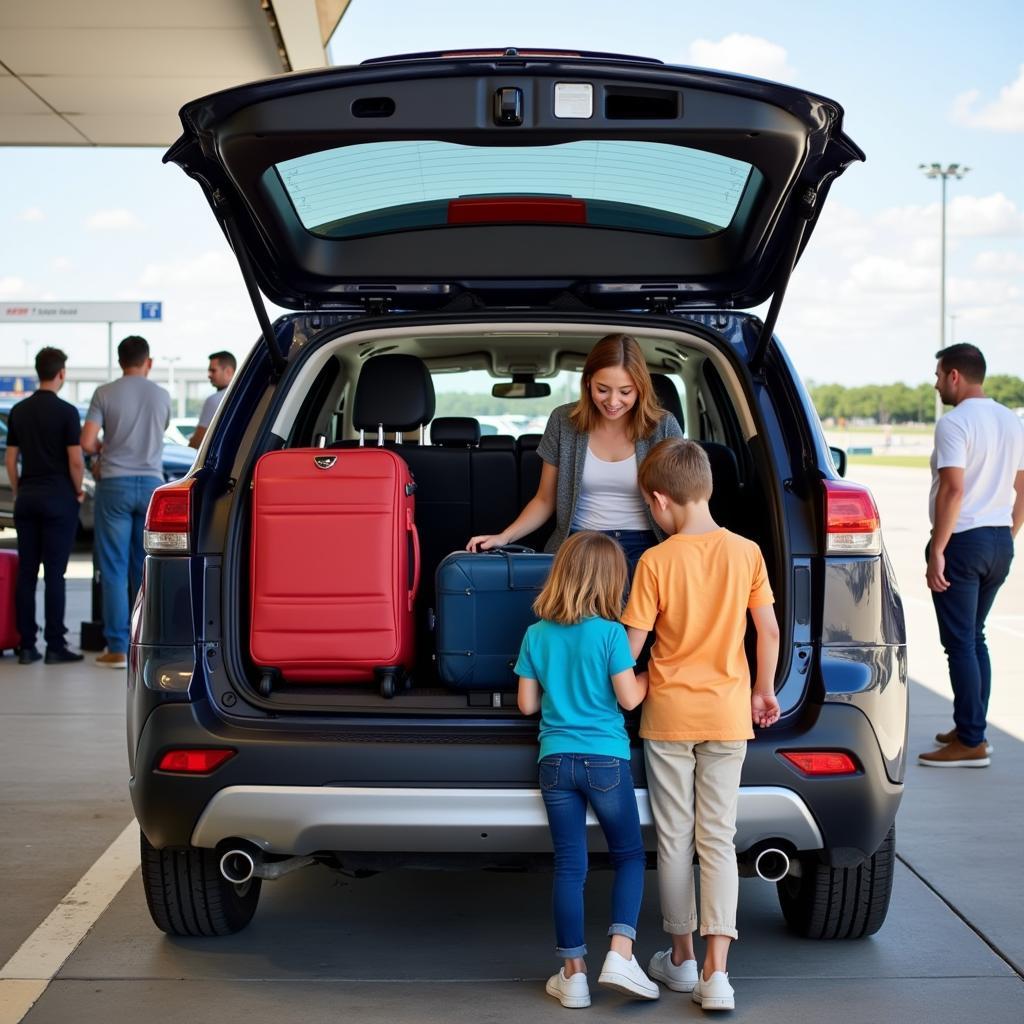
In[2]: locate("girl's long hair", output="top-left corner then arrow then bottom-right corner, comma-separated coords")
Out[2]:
569,333 -> 663,442
533,531 -> 627,625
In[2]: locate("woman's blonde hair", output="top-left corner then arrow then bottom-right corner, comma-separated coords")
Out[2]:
569,333 -> 663,443
533,531 -> 627,625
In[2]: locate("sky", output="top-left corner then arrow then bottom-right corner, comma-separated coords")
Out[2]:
2,0 -> 1022,386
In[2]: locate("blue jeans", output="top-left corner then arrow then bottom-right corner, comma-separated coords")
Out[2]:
94,476 -> 161,653
569,529 -> 657,579
930,527 -> 1014,747
14,485 -> 80,651
540,753 -> 645,958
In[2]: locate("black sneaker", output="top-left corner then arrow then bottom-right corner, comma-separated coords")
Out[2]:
18,647 -> 42,665
45,647 -> 85,665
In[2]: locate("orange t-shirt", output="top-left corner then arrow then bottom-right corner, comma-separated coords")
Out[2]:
621,528 -> 774,742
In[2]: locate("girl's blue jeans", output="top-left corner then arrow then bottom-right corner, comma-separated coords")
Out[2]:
539,753 -> 646,958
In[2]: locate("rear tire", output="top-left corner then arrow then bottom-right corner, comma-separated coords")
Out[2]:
140,830 -> 261,936
777,824 -> 895,939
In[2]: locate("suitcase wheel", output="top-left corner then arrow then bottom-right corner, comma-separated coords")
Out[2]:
375,667 -> 401,699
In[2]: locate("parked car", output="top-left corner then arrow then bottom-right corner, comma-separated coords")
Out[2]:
130,50 -> 906,940
166,417 -> 199,447
0,399 -> 195,531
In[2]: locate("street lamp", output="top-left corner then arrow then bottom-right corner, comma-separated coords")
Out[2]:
919,162 -> 970,420
162,355 -> 182,417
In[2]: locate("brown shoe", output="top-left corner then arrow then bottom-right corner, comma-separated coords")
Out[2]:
918,739 -> 990,768
95,651 -> 127,669
934,728 -> 993,754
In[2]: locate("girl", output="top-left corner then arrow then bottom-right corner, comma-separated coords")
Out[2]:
514,531 -> 659,1008
467,333 -> 682,574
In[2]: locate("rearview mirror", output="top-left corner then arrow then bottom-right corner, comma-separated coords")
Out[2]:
829,446 -> 848,477
492,376 -> 551,399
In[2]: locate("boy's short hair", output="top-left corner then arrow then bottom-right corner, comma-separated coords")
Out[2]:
35,346 -> 67,383
639,438 -> 713,505
118,334 -> 150,368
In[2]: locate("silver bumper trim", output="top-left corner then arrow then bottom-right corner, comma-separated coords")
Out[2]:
191,785 -> 823,855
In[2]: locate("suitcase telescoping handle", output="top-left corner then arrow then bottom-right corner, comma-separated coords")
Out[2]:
483,544 -> 537,590
408,512 -> 421,611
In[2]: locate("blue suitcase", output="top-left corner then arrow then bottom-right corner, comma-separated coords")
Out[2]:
434,547 -> 554,691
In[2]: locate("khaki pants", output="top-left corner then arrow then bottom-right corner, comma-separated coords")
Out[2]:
644,739 -> 747,939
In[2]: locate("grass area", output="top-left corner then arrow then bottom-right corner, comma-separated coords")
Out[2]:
829,424 -> 934,435
848,454 -> 930,468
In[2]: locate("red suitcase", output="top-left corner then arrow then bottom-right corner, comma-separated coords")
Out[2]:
249,447 -> 419,697
0,549 -> 19,654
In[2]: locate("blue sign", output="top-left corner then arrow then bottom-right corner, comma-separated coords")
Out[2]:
140,302 -> 163,320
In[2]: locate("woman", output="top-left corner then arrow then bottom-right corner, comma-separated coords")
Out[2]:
467,333 -> 683,572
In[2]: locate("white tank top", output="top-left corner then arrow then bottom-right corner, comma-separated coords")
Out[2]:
571,447 -> 650,531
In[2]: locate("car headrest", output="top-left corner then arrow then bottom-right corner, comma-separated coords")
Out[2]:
431,416 -> 481,447
353,354 -> 436,432
697,441 -> 741,503
651,373 -> 685,432
517,433 -> 543,453
478,434 -> 515,451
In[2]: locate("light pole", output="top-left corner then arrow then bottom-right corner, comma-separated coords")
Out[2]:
162,356 -> 182,417
920,162 -> 969,420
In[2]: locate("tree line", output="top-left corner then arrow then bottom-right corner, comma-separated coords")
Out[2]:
808,375 -> 1024,424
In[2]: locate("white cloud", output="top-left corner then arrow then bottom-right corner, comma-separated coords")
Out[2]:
973,250 -> 1024,275
848,256 -> 934,292
16,207 -> 45,222
85,208 -> 144,231
51,256 -> 73,272
0,276 -> 27,299
952,65 -> 1024,132
948,193 -> 1024,236
139,249 -> 238,288
686,34 -> 796,83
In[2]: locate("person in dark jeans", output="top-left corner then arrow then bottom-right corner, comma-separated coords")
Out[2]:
919,343 -> 1024,768
4,347 -> 86,665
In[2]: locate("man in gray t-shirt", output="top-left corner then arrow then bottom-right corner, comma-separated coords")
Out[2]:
81,335 -> 171,667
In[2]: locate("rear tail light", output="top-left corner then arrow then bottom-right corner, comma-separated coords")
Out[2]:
781,751 -> 859,776
157,748 -> 236,774
144,477 -> 194,554
823,479 -> 881,555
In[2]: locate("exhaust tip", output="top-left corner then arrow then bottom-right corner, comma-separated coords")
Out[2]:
219,848 -> 255,885
754,847 -> 790,883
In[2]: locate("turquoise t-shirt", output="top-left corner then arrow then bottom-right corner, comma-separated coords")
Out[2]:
514,616 -> 635,761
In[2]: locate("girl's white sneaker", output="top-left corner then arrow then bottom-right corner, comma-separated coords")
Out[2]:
647,949 -> 699,992
691,970 -> 735,1011
597,951 -> 660,999
546,968 -> 591,1008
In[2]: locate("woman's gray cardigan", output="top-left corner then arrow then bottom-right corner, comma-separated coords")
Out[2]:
534,403 -> 684,552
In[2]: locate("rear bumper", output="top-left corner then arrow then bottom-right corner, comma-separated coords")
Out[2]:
131,699 -> 902,866
190,784 -> 823,855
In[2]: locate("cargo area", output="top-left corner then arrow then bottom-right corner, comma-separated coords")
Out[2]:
224,321 -> 789,714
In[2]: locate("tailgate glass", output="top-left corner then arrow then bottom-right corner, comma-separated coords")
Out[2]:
277,140 -> 753,239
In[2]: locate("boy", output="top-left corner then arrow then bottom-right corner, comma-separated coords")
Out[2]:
620,438 -> 780,1012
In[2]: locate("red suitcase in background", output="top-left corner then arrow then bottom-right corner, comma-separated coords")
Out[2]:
249,447 -> 419,698
0,549 -> 19,654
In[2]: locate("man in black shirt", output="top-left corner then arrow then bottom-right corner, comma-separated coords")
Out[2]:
5,348 -> 85,664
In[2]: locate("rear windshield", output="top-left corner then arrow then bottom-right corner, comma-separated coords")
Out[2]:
275,141 -> 753,239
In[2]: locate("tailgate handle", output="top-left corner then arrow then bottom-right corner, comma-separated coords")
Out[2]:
493,87 -> 523,126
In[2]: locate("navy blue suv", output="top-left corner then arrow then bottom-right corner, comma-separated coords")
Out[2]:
130,50 -> 906,941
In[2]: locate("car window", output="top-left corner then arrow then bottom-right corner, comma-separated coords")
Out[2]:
277,140 -> 753,240
431,369 -> 582,439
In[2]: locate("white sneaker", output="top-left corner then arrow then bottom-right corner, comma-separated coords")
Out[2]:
647,948 -> 698,992
597,950 -> 660,1000
691,970 -> 735,1011
545,968 -> 591,1008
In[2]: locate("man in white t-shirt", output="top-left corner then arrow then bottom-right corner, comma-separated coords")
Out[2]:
919,344 -> 1024,768
189,350 -> 236,449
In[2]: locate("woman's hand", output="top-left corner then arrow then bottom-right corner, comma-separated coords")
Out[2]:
466,533 -> 510,552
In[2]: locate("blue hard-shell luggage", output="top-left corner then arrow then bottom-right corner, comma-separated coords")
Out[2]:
434,546 -> 554,691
